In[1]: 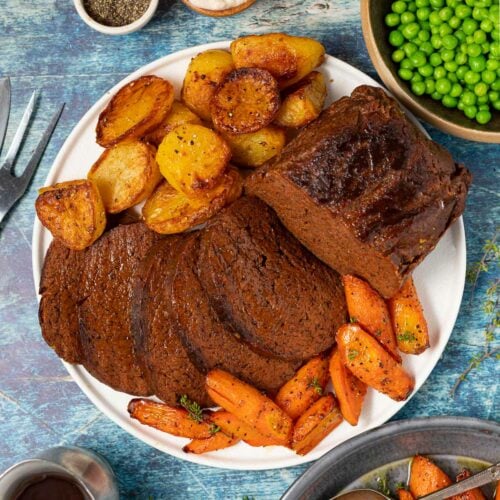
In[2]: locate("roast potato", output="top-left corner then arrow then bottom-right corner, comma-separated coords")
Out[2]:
35,179 -> 106,251
156,123 -> 231,195
181,49 -> 235,121
222,126 -> 286,168
96,75 -> 174,148
274,71 -> 327,128
211,68 -> 280,135
144,100 -> 202,146
88,140 -> 162,213
230,33 -> 325,88
142,168 -> 242,234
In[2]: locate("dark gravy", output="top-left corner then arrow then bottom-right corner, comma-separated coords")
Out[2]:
13,473 -> 88,500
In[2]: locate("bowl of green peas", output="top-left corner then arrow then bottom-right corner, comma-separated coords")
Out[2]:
361,0 -> 500,143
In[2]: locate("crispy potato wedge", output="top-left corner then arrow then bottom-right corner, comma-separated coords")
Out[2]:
230,33 -> 325,89
142,168 -> 242,234
336,324 -> 414,401
144,100 -> 202,147
409,455 -> 452,497
329,347 -> 367,426
210,410 -> 280,447
397,489 -> 415,500
156,123 -> 231,195
222,126 -> 286,168
96,75 -> 174,148
211,68 -> 280,135
88,140 -> 161,214
343,275 -> 401,362
183,432 -> 239,454
205,369 -> 293,446
36,179 -> 106,251
388,277 -> 430,355
449,469 -> 487,500
274,71 -> 327,128
181,49 -> 235,121
275,355 -> 329,420
127,398 -> 213,439
291,393 -> 343,455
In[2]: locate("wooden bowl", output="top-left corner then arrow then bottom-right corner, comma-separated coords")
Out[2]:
182,0 -> 256,17
361,0 -> 500,143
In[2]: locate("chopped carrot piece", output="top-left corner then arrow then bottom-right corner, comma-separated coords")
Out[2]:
183,432 -> 239,454
397,489 -> 415,500
448,469 -> 487,500
409,455 -> 452,497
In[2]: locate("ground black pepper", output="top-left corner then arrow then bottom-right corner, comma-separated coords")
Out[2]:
83,0 -> 150,27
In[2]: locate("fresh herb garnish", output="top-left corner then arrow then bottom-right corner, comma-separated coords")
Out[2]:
209,423 -> 221,435
377,474 -> 391,497
179,394 -> 203,423
397,331 -> 416,342
308,376 -> 323,395
347,349 -> 359,361
350,316 -> 358,323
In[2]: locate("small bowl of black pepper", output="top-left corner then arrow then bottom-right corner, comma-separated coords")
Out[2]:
74,0 -> 159,35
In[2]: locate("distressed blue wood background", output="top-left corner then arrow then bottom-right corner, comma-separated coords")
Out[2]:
0,0 -> 498,498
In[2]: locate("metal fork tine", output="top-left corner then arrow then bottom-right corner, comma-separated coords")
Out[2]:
17,103 -> 64,190
2,90 -> 38,169
0,77 -> 11,153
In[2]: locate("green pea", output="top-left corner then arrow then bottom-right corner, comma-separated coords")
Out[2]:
465,35 -> 474,45
477,95 -> 488,104
464,105 -> 477,118
489,5 -> 499,23
481,43 -> 490,54
410,50 -> 427,67
478,104 -> 489,111
416,0 -> 429,7
389,30 -> 405,47
442,95 -> 458,107
420,41 -> 434,55
488,90 -> 499,102
450,82 -> 463,97
459,43 -> 468,54
492,28 -> 499,42
441,34 -> 458,50
462,91 -> 476,105
445,60 -> 459,72
434,66 -> 447,79
430,25 -> 440,35
439,6 -> 453,21
430,0 -> 444,8
474,82 -> 488,96
455,4 -> 471,19
490,42 -> 500,58
412,81 -> 427,95
462,18 -> 478,35
473,30 -> 487,44
401,58 -> 414,69
399,68 -> 414,80
404,42 -> 418,56
480,18 -> 493,33
455,30 -> 466,42
416,7 -> 431,21
429,11 -> 442,25
492,100 -> 500,111
448,16 -> 461,29
472,7 -> 488,21
431,90 -> 443,100
486,59 -> 498,71
402,12 -> 417,25
421,21 -> 431,31
441,49 -> 455,62
464,70 -> 481,84
448,72 -> 458,83
457,65 -> 469,80
467,44 -> 482,57
436,77 -> 452,94
469,55 -> 486,72
419,63 -> 434,76
439,24 -> 452,37
418,29 -> 430,42
386,13 -> 400,27
425,78 -> 436,93
481,70 -> 496,84
408,2 -> 417,13
455,52 -> 467,65
430,35 -> 443,49
429,52 -> 443,67
492,79 -> 500,91
392,1 -> 407,14
476,109 -> 492,124
446,0 -> 459,7
392,49 -> 406,63
402,22 -> 420,39
458,101 -> 465,110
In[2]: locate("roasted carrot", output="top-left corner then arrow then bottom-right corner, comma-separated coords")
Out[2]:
448,469 -> 487,500
205,369 -> 293,446
275,355 -> 330,420
408,455 -> 452,498
291,393 -> 343,455
183,432 -> 239,454
128,398 -> 213,439
397,489 -> 415,500
329,347 -> 367,425
336,324 -> 415,401
343,275 -> 401,361
210,410 -> 280,447
388,276 -> 430,355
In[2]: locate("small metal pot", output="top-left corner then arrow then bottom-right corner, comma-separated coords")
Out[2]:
0,446 -> 119,500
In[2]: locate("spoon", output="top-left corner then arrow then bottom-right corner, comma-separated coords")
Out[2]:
333,462 -> 500,500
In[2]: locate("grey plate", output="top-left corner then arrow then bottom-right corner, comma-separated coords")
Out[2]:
282,417 -> 500,500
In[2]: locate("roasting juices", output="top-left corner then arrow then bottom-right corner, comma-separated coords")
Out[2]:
11,473 -> 89,500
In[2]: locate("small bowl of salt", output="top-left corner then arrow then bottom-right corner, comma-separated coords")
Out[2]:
74,0 -> 159,35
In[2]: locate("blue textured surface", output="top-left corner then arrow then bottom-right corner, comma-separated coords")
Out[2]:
0,1 -> 498,498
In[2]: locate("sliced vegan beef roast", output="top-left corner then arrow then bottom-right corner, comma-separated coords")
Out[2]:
246,85 -> 471,298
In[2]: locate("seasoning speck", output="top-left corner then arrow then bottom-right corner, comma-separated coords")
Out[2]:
83,0 -> 150,27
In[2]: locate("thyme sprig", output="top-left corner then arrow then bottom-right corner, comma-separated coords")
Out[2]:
308,376 -> 323,395
179,394 -> 204,423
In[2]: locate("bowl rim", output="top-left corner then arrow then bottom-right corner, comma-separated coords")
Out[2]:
360,0 -> 500,144
73,0 -> 159,35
